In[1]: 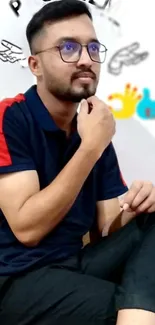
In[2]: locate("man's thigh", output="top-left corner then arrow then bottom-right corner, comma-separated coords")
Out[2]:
116,213 -> 155,313
0,266 -> 117,325
80,212 -> 155,313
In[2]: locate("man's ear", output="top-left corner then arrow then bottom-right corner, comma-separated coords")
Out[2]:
28,55 -> 43,78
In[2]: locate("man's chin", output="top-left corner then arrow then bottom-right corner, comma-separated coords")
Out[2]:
70,87 -> 96,102
69,92 -> 94,103
55,86 -> 96,102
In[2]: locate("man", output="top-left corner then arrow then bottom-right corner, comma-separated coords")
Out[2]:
0,1 -> 155,324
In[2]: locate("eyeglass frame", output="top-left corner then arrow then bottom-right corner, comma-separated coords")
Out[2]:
34,39 -> 108,64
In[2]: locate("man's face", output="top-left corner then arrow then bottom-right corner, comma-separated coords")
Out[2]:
35,14 -> 101,102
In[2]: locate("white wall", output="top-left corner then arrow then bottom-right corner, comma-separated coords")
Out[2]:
93,0 -> 155,185
0,1 -> 33,98
1,0 -> 155,185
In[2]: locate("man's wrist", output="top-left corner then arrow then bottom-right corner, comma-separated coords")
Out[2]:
79,142 -> 102,163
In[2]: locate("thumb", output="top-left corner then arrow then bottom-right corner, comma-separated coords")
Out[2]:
79,99 -> 89,115
122,203 -> 130,211
119,198 -> 130,210
142,88 -> 150,99
120,199 -> 130,211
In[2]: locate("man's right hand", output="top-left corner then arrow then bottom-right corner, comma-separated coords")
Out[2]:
78,96 -> 116,159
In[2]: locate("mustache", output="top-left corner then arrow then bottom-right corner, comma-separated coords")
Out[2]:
71,69 -> 96,81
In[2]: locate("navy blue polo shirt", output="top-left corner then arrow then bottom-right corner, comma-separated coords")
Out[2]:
0,85 -> 128,275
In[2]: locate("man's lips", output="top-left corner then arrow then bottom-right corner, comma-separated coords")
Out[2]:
73,72 -> 96,79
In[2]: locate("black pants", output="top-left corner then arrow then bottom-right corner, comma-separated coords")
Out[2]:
1,213 -> 155,325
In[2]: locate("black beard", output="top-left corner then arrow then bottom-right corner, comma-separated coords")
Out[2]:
48,84 -> 96,103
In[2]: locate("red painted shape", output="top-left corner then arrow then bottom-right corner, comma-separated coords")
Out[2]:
0,94 -> 25,167
120,171 -> 127,187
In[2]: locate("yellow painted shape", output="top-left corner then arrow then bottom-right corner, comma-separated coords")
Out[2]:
108,83 -> 142,119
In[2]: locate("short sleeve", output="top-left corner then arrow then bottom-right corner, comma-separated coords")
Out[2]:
96,142 -> 128,201
0,98 -> 36,174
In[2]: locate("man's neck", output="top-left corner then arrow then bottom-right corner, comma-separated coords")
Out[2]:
37,85 -> 78,134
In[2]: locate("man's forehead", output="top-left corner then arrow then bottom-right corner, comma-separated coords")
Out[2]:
45,15 -> 97,42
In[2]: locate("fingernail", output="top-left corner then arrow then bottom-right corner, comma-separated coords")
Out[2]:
81,99 -> 85,104
123,203 -> 129,210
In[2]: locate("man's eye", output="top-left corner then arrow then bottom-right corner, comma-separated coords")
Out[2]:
65,44 -> 74,50
61,42 -> 78,52
90,43 -> 100,52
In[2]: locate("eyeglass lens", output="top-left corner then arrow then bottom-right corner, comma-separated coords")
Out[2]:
59,41 -> 107,63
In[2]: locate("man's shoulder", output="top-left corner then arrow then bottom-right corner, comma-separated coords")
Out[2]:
0,93 -> 31,129
0,93 -> 26,111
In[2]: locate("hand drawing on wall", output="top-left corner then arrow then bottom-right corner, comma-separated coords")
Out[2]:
108,42 -> 149,76
0,40 -> 28,67
108,83 -> 142,119
107,83 -> 155,120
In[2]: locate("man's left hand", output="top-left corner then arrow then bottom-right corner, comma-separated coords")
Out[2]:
120,181 -> 155,214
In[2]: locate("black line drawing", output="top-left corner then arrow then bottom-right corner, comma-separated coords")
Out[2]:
82,0 -> 110,8
0,40 -> 28,67
108,42 -> 149,76
90,0 -> 112,9
42,0 -> 112,9
9,0 -> 21,16
82,0 -> 120,28
99,13 -> 120,29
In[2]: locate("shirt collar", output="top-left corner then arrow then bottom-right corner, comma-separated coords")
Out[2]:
25,85 -> 77,133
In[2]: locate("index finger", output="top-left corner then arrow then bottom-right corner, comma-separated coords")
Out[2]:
1,40 -> 11,50
87,96 -> 109,111
128,42 -> 139,52
1,40 -> 21,53
87,96 -> 101,106
123,181 -> 143,208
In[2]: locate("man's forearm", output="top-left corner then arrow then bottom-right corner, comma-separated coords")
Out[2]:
19,145 -> 99,245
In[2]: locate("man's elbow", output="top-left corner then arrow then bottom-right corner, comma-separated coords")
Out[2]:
15,229 -> 41,247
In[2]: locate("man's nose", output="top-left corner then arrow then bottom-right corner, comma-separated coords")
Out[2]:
76,46 -> 92,67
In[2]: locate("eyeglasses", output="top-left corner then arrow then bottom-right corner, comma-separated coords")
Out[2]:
35,40 -> 108,64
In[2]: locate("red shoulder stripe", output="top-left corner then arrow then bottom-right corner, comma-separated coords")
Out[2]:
120,171 -> 127,187
0,94 -> 25,167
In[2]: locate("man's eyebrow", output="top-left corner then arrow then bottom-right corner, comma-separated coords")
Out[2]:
55,36 -> 100,44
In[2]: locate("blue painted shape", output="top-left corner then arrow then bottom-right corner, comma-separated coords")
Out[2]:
136,88 -> 155,119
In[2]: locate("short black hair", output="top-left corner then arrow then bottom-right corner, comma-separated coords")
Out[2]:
26,0 -> 93,54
